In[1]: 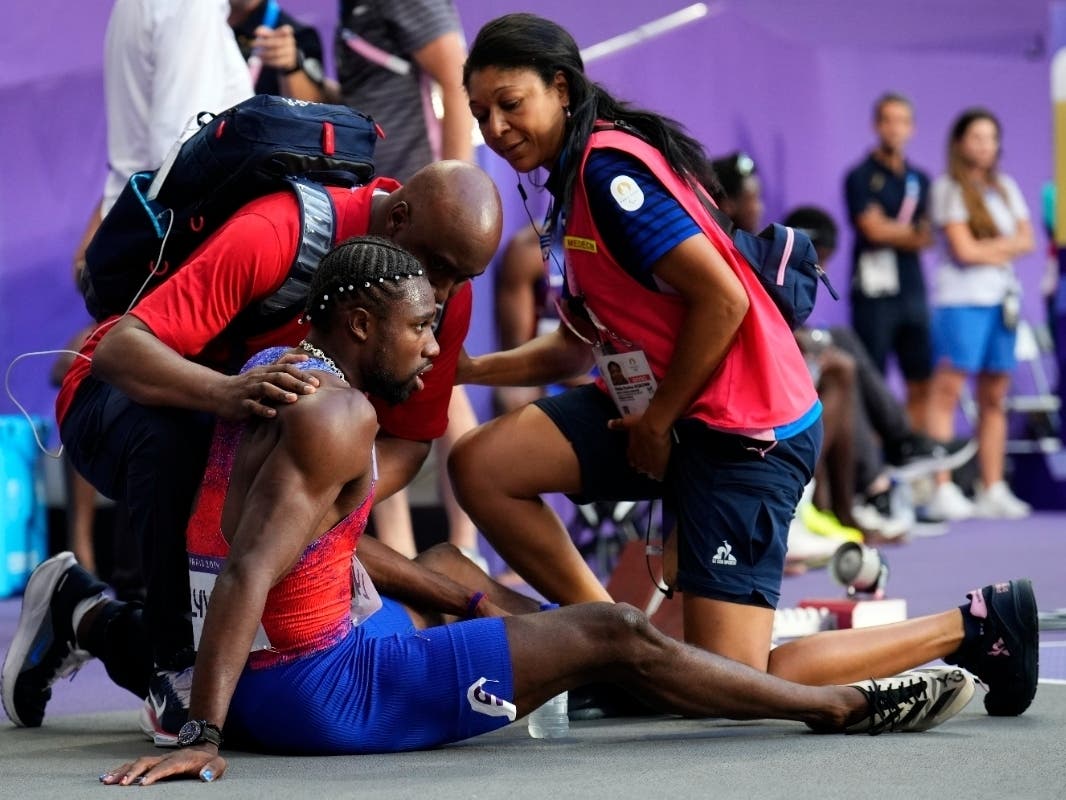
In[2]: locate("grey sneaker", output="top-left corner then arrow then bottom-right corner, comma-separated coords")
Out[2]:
842,667 -> 975,734
1,552 -> 104,727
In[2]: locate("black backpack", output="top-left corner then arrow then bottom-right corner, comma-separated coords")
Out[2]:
81,95 -> 379,332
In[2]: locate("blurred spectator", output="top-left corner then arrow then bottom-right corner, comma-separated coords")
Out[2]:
709,152 -> 763,235
229,0 -> 338,103
844,93 -> 935,428
334,0 -> 481,564
493,224 -> 594,416
787,206 -> 975,539
925,108 -> 1035,520
335,0 -> 471,180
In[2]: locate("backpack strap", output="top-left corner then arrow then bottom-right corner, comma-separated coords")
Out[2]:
690,182 -> 736,238
231,178 -> 337,341
261,178 -> 336,315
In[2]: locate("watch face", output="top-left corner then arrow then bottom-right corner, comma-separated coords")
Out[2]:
303,57 -> 325,85
177,720 -> 202,746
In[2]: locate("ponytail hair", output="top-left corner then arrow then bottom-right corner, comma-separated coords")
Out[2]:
464,13 -> 719,212
946,107 -> 1006,240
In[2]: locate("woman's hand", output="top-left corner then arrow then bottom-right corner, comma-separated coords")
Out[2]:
100,746 -> 227,786
609,412 -> 673,481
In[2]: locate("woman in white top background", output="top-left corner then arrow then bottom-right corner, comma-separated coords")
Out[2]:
925,107 -> 1035,521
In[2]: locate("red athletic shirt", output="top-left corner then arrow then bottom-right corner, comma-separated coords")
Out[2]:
56,178 -> 470,442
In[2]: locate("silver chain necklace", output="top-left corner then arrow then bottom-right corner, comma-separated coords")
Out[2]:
298,340 -> 348,384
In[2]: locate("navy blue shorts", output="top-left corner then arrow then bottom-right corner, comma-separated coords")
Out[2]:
851,293 -> 933,381
226,615 -> 515,754
534,386 -> 821,608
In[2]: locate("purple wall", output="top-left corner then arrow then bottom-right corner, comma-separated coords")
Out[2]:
0,1 -> 1053,425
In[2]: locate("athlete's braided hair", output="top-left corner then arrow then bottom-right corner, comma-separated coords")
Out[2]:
305,235 -> 425,332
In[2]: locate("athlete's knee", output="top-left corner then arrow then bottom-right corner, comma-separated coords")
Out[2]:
614,602 -> 657,638
414,542 -> 464,572
583,602 -> 658,649
448,426 -> 495,504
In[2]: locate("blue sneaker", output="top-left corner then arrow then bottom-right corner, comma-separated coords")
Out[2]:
1,552 -> 105,727
946,579 -> 1039,716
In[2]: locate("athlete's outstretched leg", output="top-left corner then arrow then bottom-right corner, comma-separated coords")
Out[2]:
503,603 -> 971,732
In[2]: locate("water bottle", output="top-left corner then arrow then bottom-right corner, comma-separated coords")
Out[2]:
527,691 -> 569,738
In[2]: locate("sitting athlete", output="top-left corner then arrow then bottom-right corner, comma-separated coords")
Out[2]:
95,237 -> 971,785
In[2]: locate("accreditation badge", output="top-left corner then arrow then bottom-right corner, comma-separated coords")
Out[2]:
594,346 -> 657,417
857,248 -> 900,297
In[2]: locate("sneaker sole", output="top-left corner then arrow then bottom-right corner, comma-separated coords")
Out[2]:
889,439 -> 979,481
1,552 -> 77,727
987,578 -> 1039,716
970,503 -> 1032,520
138,702 -> 179,748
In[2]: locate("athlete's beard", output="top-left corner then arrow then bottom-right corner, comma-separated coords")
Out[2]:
364,359 -> 425,406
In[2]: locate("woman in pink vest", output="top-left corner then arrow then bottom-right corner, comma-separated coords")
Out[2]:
451,12 -> 1036,716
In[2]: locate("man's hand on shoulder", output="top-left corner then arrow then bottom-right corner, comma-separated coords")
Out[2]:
214,352 -> 321,420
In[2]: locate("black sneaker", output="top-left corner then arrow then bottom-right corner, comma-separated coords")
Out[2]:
945,579 -> 1039,716
139,667 -> 193,747
567,682 -> 658,721
1,552 -> 106,727
886,434 -> 978,481
828,667 -> 975,735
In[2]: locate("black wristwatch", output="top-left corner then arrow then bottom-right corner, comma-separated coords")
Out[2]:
283,49 -> 305,75
284,50 -> 325,85
176,719 -> 224,749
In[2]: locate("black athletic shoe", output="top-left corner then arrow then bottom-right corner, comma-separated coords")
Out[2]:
945,579 -> 1039,716
1,552 -> 105,727
567,682 -> 658,721
821,667 -> 975,735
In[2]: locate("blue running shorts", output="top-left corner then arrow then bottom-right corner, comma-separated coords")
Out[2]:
358,596 -> 417,638
226,616 -> 514,754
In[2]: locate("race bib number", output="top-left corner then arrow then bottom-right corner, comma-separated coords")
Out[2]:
188,553 -> 273,652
